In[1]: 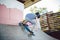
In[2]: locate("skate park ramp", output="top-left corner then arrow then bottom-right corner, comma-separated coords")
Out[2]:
0,24 -> 58,40
0,24 -> 29,40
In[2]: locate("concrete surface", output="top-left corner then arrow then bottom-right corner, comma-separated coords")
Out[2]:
0,24 -> 58,40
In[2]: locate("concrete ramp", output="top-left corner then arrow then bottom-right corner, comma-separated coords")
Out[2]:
0,24 -> 28,40
0,24 -> 58,40
32,29 -> 58,40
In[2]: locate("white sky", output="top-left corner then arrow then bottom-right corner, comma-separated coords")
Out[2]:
23,0 -> 60,19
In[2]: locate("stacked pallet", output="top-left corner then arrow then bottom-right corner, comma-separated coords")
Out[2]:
40,12 -> 60,31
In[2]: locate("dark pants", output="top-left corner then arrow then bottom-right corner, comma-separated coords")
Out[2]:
24,24 -> 33,33
19,23 -> 33,33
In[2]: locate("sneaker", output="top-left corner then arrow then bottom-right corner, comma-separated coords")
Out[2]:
30,32 -> 35,36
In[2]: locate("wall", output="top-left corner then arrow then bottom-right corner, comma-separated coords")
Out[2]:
0,0 -> 24,25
